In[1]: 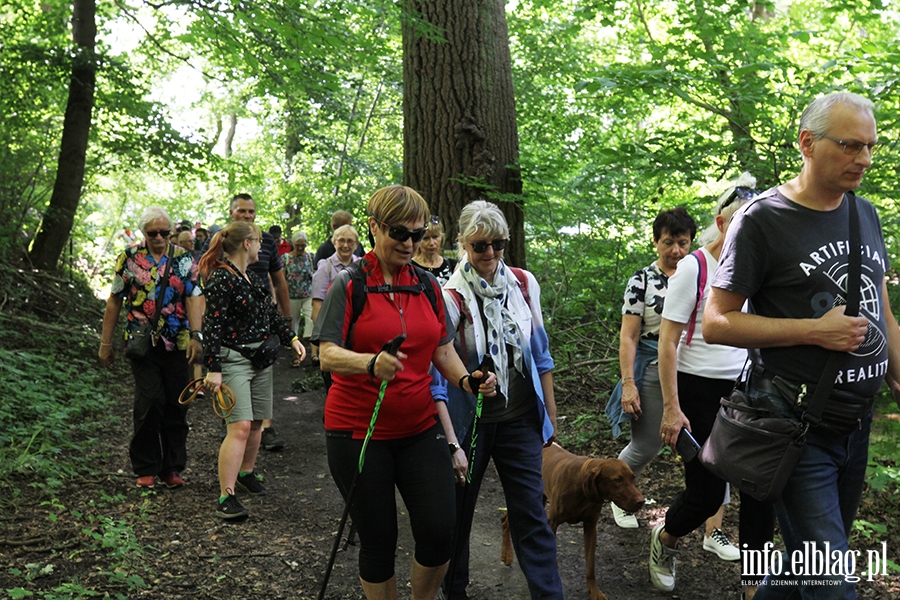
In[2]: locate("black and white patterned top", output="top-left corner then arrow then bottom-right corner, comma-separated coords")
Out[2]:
621,262 -> 669,341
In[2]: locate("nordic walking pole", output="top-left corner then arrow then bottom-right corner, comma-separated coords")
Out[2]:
465,355 -> 493,484
317,333 -> 406,600
446,355 -> 493,599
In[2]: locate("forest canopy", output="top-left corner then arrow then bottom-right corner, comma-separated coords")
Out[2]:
2,0 -> 899,305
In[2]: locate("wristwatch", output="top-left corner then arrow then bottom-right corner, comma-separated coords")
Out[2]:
448,442 -> 462,454
190,331 -> 203,342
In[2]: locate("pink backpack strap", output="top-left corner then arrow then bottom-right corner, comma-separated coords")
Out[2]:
684,249 -> 707,347
509,267 -> 530,307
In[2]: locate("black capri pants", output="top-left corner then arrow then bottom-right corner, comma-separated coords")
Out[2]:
326,423 -> 456,583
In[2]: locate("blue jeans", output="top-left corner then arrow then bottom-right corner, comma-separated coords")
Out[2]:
749,387 -> 873,600
444,407 -> 564,600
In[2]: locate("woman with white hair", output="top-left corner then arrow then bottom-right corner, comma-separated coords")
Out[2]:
310,224 -> 361,368
282,230 -> 314,366
437,200 -> 564,600
649,174 -> 774,599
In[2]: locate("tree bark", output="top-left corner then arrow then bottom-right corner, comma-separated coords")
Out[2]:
223,113 -> 237,158
402,0 -> 525,267
28,0 -> 97,271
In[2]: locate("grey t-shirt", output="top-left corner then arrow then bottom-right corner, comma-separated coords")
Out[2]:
713,189 -> 890,397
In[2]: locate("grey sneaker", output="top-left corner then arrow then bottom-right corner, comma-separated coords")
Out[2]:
261,427 -> 284,451
236,472 -> 268,496
216,493 -> 249,520
649,523 -> 679,592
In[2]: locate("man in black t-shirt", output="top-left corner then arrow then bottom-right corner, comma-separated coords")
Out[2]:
702,92 -> 900,599
225,194 -> 291,451
226,194 -> 291,319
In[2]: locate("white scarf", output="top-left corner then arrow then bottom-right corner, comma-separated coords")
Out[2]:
446,257 -> 531,401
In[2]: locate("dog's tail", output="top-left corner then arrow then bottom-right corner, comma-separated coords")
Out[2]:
499,508 -> 514,566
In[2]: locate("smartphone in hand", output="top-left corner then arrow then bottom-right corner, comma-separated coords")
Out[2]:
676,428 -> 701,463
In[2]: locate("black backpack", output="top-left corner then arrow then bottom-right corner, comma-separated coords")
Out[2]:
344,259 -> 440,349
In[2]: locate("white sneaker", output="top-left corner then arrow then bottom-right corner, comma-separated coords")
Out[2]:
611,502 -> 639,528
703,528 -> 740,561
649,523 -> 679,592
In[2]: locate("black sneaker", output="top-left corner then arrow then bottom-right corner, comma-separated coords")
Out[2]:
261,427 -> 284,451
216,494 -> 249,520
236,472 -> 268,496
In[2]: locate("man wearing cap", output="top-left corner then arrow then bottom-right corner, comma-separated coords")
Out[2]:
269,225 -> 292,257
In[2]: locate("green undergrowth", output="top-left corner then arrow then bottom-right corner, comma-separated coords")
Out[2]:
0,348 -> 114,482
0,266 -> 146,598
0,266 -> 125,488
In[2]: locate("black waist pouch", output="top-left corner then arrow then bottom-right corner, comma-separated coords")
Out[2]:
230,335 -> 281,370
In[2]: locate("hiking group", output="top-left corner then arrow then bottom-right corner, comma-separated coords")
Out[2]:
99,91 -> 899,600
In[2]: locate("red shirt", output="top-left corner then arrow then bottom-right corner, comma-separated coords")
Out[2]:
276,239 -> 292,256
315,252 -> 451,439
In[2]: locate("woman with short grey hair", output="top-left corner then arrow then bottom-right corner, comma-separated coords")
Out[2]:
438,199 -> 563,600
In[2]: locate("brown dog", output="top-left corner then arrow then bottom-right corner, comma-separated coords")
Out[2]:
500,442 -> 644,600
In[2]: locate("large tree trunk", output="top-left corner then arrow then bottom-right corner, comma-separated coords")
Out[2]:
402,0 -> 525,267
29,0 -> 97,271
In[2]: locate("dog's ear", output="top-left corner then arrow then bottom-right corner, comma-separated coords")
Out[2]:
581,460 -> 607,503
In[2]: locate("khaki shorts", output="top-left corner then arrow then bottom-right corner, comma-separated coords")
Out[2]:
221,345 -> 274,423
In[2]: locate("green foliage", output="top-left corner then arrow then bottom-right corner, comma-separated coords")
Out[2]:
867,394 -> 900,491
6,488 -> 154,598
81,515 -> 150,590
557,411 -> 604,450
0,0 -> 217,264
292,371 -> 326,393
0,348 -> 113,481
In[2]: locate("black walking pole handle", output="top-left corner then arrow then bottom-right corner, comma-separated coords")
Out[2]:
478,354 -> 493,379
382,333 -> 406,356
472,354 -> 494,391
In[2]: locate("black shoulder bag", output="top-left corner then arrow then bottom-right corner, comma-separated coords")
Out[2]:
229,271 -> 283,370
699,193 -> 861,503
125,246 -> 174,360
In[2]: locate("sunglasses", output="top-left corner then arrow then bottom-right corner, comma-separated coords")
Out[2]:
719,186 -> 757,213
470,239 -> 507,254
375,218 -> 427,243
145,230 -> 171,239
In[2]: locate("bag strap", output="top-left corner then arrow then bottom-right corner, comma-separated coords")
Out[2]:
150,245 -> 175,337
801,192 -> 861,429
684,249 -> 708,346
509,266 -> 530,308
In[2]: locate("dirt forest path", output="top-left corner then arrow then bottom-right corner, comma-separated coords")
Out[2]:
143,348 -> 745,599
8,346 -> 892,599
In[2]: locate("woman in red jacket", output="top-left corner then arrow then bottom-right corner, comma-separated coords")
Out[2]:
313,185 -> 494,600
